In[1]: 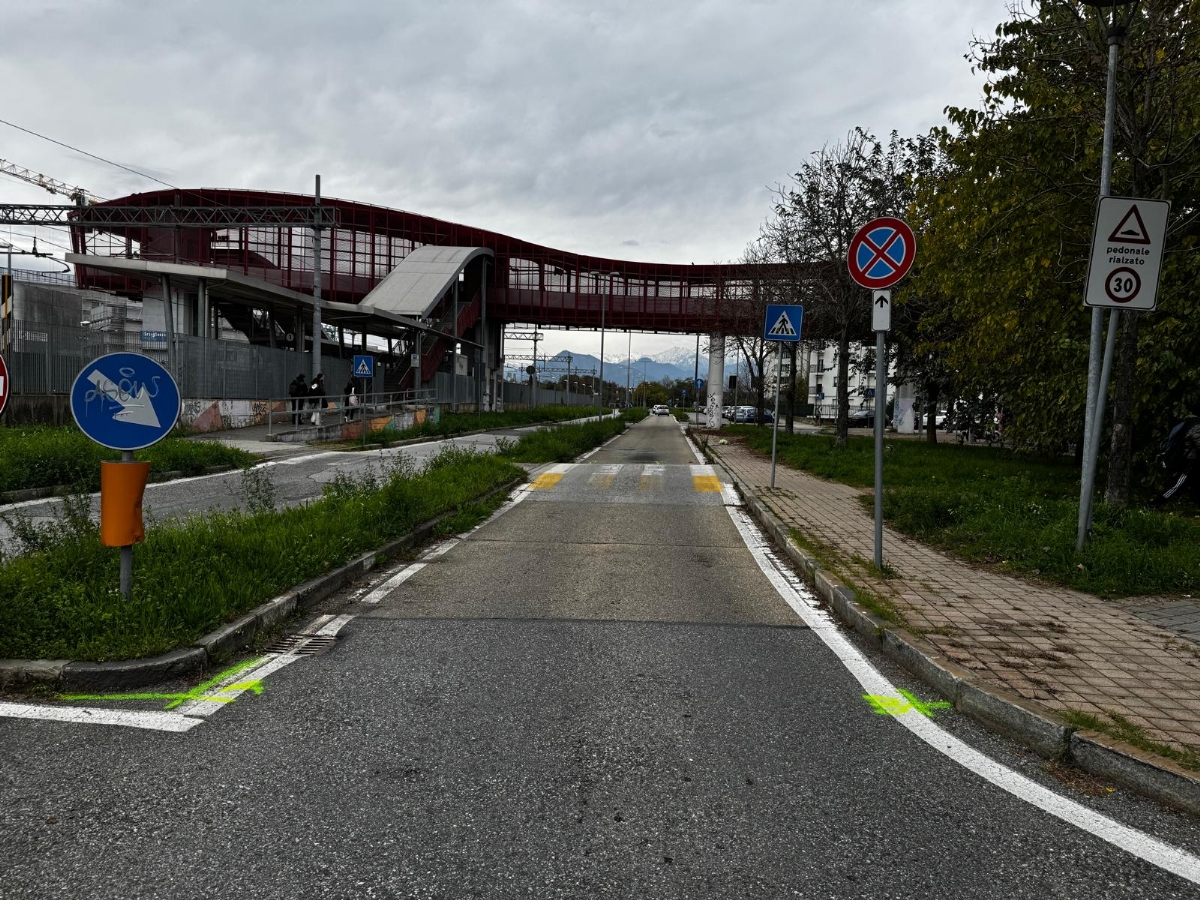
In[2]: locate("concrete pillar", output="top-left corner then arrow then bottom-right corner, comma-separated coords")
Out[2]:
706,333 -> 724,429
895,381 -> 917,434
197,279 -> 208,339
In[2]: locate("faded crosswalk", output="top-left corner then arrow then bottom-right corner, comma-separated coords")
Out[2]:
528,463 -> 739,506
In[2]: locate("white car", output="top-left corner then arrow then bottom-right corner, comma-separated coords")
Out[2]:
652,404 -> 670,416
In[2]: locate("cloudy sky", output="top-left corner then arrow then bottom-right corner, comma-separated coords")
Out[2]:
0,0 -> 1011,361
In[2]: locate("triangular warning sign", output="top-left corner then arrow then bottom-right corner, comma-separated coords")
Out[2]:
1108,204 -> 1152,245
355,360 -> 371,376
767,311 -> 796,337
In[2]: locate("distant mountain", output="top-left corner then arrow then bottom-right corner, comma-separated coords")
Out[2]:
504,346 -> 743,386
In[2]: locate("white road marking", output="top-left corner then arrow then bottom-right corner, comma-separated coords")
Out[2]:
423,538 -> 459,559
0,701 -> 202,733
723,502 -> 1200,885
359,563 -> 426,604
641,465 -> 666,476
300,614 -> 336,634
316,614 -> 356,637
688,464 -> 716,476
593,464 -> 623,475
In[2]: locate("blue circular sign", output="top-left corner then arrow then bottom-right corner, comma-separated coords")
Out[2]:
70,352 -> 181,451
694,377 -> 706,390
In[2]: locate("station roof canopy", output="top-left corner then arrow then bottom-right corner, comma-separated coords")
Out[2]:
65,254 -> 456,340
360,246 -> 493,318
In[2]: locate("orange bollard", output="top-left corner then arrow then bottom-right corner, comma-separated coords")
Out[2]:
100,461 -> 151,547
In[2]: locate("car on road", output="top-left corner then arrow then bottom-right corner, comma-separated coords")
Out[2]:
846,410 -> 890,429
651,404 -> 670,416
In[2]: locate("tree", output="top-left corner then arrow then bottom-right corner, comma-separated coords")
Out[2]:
921,0 -> 1200,502
769,129 -> 923,447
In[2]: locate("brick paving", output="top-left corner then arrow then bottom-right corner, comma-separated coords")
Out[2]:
712,440 -> 1200,755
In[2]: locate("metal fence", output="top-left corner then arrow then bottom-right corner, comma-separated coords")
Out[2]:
2,317 -> 355,399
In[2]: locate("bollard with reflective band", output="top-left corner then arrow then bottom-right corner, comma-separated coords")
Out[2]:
99,461 -> 150,547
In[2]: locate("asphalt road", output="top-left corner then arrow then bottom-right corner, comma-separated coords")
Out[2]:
3,415 -> 1200,898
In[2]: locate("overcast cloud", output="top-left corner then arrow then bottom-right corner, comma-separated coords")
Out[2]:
1,0 -> 1010,359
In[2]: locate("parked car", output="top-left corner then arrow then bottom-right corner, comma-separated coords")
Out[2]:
651,404 -> 670,416
846,411 -> 890,428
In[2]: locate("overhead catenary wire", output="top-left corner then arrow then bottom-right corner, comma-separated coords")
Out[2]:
0,116 -> 177,191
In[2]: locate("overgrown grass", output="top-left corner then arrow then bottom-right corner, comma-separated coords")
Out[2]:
368,405 -> 597,444
0,448 -> 524,661
621,407 -> 650,424
0,426 -> 255,494
727,426 -> 1200,598
498,416 -> 627,463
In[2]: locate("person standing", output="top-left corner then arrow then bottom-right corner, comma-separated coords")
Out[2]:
309,373 -> 326,413
343,377 -> 358,419
288,373 -> 309,427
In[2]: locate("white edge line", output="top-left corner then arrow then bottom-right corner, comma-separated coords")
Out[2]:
722,502 -> 1200,885
0,701 -> 201,733
360,564 -> 426,604
316,614 -> 356,637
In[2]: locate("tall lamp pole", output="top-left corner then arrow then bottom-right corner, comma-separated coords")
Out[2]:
1077,0 -> 1139,551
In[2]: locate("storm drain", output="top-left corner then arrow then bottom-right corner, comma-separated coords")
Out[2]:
262,634 -> 339,656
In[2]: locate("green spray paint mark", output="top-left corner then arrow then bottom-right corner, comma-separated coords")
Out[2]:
863,688 -> 951,718
60,657 -> 266,710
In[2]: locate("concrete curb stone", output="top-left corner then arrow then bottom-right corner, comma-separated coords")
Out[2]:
1070,730 -> 1200,813
0,465 -> 241,506
703,445 -> 1200,815
0,475 -> 525,692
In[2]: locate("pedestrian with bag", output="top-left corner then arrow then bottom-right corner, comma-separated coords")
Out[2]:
309,373 -> 326,424
343,377 -> 359,420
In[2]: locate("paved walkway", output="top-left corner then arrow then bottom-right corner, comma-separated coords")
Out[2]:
711,439 -> 1200,756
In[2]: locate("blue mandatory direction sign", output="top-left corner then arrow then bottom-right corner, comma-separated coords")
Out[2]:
763,304 -> 803,343
353,355 -> 375,378
694,377 -> 705,390
70,352 -> 181,451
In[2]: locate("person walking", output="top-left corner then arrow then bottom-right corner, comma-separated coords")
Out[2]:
343,377 -> 359,420
288,373 -> 309,427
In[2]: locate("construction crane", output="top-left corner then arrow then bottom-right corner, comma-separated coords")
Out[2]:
0,159 -> 102,204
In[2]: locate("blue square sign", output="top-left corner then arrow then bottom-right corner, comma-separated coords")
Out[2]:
763,305 -> 803,343
353,355 -> 374,378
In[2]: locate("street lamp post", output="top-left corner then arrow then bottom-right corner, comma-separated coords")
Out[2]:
1077,0 -> 1139,552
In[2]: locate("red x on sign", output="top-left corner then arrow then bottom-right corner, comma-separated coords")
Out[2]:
847,217 -> 916,290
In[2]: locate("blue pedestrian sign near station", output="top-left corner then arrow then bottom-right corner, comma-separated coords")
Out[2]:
762,305 -> 803,343
353,355 -> 375,378
70,352 -> 181,451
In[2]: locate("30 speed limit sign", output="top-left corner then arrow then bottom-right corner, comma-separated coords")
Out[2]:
1085,196 -> 1170,311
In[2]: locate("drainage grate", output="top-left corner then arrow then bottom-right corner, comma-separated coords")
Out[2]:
263,634 -> 338,656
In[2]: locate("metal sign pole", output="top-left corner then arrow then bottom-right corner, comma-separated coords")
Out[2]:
874,329 -> 886,570
119,449 -> 134,599
770,348 -> 783,488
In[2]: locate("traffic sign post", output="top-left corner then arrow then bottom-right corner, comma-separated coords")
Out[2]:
0,352 -> 9,419
1077,196 -> 1171,550
71,353 -> 181,600
762,305 -> 804,489
849,219 -> 915,571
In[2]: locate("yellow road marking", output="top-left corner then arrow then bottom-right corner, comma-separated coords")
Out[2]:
639,475 -> 664,492
692,475 -> 722,493
588,473 -> 615,489
531,473 -> 564,490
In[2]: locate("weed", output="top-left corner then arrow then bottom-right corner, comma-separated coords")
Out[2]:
1062,709 -> 1200,772
0,491 -> 97,556
241,466 -> 278,515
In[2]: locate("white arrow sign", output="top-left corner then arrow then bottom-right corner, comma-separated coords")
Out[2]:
87,369 -> 161,428
872,290 -> 892,332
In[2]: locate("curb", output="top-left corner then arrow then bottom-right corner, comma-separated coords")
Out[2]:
706,449 -> 1200,817
0,475 -> 525,693
0,465 -> 240,507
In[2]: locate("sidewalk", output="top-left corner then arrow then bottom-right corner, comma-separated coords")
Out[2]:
710,439 -> 1200,759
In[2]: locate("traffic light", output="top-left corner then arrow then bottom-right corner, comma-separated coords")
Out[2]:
728,375 -> 737,390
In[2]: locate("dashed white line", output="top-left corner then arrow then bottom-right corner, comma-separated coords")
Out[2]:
0,701 -> 202,733
359,563 -> 426,604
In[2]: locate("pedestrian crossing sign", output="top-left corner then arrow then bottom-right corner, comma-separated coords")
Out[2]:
762,305 -> 803,343
353,355 -> 374,378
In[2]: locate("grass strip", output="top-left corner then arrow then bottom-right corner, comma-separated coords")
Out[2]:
497,415 -> 627,463
367,405 -> 597,444
0,426 -> 254,494
0,448 -> 524,662
727,427 -> 1200,598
